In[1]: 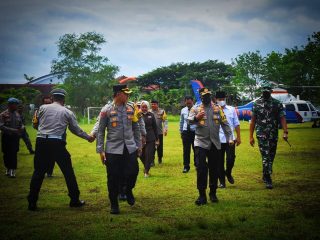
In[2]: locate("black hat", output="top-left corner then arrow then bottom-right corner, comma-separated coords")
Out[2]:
51,88 -> 67,97
113,84 -> 132,94
215,91 -> 226,98
199,87 -> 212,96
151,100 -> 158,104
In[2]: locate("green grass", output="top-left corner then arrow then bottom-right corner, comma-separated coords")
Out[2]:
0,121 -> 319,240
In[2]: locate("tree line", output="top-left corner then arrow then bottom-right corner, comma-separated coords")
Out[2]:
1,31 -> 319,115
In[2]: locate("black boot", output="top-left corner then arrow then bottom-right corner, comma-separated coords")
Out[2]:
69,199 -> 86,207
226,170 -> 235,184
265,174 -> 273,189
209,189 -> 219,203
126,189 -> 135,206
110,199 -> 120,214
195,190 -> 207,206
27,196 -> 38,211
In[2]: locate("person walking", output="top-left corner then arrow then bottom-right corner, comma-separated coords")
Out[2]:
188,88 -> 233,205
179,96 -> 196,173
96,84 -> 141,214
249,82 -> 288,189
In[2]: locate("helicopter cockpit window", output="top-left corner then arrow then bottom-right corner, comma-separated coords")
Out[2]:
285,104 -> 295,111
297,104 -> 309,111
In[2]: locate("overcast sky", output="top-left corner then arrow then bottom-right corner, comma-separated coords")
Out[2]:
1,0 -> 320,84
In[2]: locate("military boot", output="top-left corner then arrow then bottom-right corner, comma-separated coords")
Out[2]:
195,190 -> 207,206
265,174 -> 273,189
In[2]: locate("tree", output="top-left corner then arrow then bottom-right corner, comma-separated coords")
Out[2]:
263,51 -> 284,84
232,51 -> 265,100
51,32 -> 119,113
23,74 -> 35,82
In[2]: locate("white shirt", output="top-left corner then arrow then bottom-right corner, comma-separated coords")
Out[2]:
219,105 -> 240,143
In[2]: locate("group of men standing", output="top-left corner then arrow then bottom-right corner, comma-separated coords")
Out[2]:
180,82 -> 288,205
1,81 -> 288,214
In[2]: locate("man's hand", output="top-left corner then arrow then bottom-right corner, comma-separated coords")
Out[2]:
87,134 -> 95,143
196,111 -> 205,121
250,136 -> 255,147
137,147 -> 142,157
141,135 -> 146,146
155,140 -> 160,147
283,132 -> 288,141
229,140 -> 234,146
100,152 -> 107,165
163,129 -> 168,136
236,136 -> 241,146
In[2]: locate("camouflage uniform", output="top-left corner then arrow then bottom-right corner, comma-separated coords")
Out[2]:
252,97 -> 285,175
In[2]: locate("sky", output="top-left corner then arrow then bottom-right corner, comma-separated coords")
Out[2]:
0,0 -> 320,84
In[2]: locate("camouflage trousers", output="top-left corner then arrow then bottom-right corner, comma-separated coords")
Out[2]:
257,137 -> 278,175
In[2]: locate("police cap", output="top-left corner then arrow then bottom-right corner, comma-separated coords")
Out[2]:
113,84 -> 132,94
215,91 -> 226,98
199,87 -> 212,96
7,97 -> 20,104
51,88 -> 67,97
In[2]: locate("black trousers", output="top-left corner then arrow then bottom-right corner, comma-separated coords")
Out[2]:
106,147 -> 139,204
2,133 -> 20,169
218,143 -> 236,184
195,144 -> 219,192
28,138 -> 80,203
155,134 -> 163,160
182,130 -> 195,169
141,141 -> 156,173
21,129 -> 33,152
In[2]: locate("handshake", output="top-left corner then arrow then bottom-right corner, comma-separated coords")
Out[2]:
87,133 -> 96,143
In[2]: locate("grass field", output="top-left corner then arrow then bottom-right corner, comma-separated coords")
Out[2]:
0,120 -> 319,240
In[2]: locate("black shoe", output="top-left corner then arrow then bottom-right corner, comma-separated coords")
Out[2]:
150,162 -> 155,167
226,174 -> 234,184
266,182 -> 273,189
28,202 -> 37,211
29,150 -> 35,154
158,158 -> 162,164
69,200 -> 85,208
126,190 -> 135,206
218,183 -> 226,188
195,196 -> 207,206
264,174 -> 273,189
110,206 -> 120,214
118,193 -> 127,201
209,193 -> 219,203
182,167 -> 190,173
262,175 -> 267,183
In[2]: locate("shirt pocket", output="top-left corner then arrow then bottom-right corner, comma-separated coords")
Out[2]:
126,109 -> 134,124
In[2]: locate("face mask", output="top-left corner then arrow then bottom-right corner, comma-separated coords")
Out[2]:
217,100 -> 226,107
262,91 -> 271,99
202,95 -> 211,105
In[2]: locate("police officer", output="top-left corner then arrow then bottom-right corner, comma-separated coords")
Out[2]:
215,91 -> 241,187
150,100 -> 168,164
0,97 -> 24,178
96,84 -> 141,214
249,82 -> 288,189
179,96 -> 196,173
90,99 -> 146,201
18,103 -> 35,154
188,88 -> 233,205
27,89 -> 94,211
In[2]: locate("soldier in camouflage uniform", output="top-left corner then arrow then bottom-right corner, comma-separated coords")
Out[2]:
188,88 -> 233,205
249,82 -> 288,189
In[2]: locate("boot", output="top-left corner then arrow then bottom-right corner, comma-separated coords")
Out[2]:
209,189 -> 219,203
265,174 -> 273,189
195,189 -> 207,206
110,199 -> 120,214
126,189 -> 135,206
27,196 -> 38,211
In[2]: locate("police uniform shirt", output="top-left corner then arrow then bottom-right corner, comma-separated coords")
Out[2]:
219,105 -> 240,143
36,102 -> 89,140
179,106 -> 196,132
96,102 -> 141,155
151,108 -> 168,135
188,103 -> 233,150
0,109 -> 23,135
